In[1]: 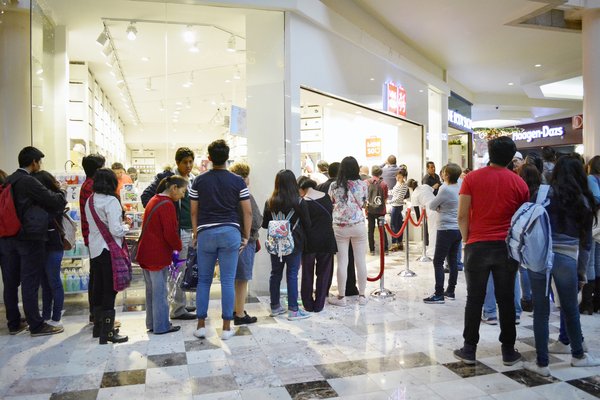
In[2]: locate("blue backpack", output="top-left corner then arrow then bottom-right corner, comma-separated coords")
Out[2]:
506,184 -> 553,292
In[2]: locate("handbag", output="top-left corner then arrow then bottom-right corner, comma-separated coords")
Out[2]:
88,194 -> 132,292
179,245 -> 198,292
130,199 -> 170,262
55,209 -> 77,250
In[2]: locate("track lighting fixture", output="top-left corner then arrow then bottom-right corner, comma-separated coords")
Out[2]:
126,21 -> 137,41
227,35 -> 236,52
96,30 -> 107,47
183,25 -> 195,44
102,44 -> 113,58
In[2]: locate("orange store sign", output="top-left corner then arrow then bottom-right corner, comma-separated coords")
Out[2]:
366,137 -> 381,158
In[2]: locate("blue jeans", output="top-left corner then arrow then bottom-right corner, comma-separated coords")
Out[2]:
41,250 -> 64,321
585,241 -> 600,280
528,252 -> 584,367
433,229 -> 461,295
270,250 -> 302,311
143,268 -> 170,333
196,226 -> 240,321
390,206 -> 404,244
519,266 -> 532,302
483,274 -> 522,319
457,241 -> 464,270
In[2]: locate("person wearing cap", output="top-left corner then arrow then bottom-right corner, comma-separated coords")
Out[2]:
512,152 -> 524,173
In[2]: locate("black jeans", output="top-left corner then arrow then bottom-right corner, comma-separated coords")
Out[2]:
90,249 -> 117,311
301,252 -> 334,312
462,241 -> 518,347
367,214 -> 388,252
0,238 -> 46,332
433,229 -> 461,295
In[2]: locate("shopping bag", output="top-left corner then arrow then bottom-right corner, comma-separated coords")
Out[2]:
179,246 -> 198,292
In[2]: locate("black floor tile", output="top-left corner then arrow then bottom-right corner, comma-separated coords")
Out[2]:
100,369 -> 146,388
443,361 -> 497,378
567,375 -> 600,398
503,369 -> 560,387
147,352 -> 188,368
50,389 -> 99,400
314,360 -> 368,379
285,380 -> 338,400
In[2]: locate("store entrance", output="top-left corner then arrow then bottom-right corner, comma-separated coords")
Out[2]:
447,127 -> 472,171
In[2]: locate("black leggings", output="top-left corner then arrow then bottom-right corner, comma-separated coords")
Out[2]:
90,249 -> 117,311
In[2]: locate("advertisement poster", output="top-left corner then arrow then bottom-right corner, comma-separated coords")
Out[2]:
383,81 -> 407,117
366,137 -> 382,158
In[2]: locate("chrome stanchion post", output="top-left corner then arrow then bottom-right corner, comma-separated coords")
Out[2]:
398,214 -> 416,277
416,215 -> 432,262
371,217 -> 394,298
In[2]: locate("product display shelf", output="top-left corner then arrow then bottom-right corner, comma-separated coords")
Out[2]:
55,172 -> 91,296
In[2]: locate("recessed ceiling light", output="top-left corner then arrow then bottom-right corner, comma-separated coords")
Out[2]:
508,82 -> 514,86
189,43 -> 200,53
183,25 -> 195,44
534,64 -> 542,68
370,78 -> 375,81
175,101 -> 183,106
224,79 -> 231,83
141,57 -> 150,62
419,89 -> 424,93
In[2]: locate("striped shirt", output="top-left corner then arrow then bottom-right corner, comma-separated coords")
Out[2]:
389,182 -> 408,207
189,169 -> 249,232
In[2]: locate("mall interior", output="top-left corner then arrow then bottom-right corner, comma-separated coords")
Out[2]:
1,0 -> 600,399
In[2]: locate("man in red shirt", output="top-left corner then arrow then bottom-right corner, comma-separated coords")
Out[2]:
454,136 -> 529,366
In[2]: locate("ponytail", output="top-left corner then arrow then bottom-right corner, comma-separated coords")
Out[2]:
157,175 -> 188,193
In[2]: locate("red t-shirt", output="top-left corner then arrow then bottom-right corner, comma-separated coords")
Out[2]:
459,166 -> 529,245
79,178 -> 94,247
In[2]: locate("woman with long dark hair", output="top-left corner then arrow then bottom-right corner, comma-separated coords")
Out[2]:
85,168 -> 129,344
32,170 -> 66,329
524,155 -> 599,376
262,170 -> 311,320
328,156 -> 369,306
581,155 -> 600,314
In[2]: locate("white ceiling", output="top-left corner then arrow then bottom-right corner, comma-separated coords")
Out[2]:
45,0 -> 248,149
350,0 -> 584,126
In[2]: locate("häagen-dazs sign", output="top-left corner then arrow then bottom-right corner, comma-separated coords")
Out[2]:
513,125 -> 564,143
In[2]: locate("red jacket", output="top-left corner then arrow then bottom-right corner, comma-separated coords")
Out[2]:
137,194 -> 182,271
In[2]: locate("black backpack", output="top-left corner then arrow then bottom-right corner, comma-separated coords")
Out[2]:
367,179 -> 385,215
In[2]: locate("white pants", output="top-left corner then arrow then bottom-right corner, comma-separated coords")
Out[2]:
333,223 -> 368,296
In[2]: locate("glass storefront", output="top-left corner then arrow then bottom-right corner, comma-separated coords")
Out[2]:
28,0 -> 284,175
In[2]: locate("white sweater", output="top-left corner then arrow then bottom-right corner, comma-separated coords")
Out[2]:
85,193 -> 129,258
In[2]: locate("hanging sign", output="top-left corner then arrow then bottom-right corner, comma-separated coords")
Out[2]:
383,81 -> 407,117
366,137 -> 382,158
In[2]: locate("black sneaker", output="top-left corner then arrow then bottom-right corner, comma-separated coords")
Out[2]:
30,322 -> 63,337
234,311 -> 258,326
423,294 -> 445,304
444,291 -> 455,300
9,319 -> 28,335
454,347 -> 476,365
502,348 -> 522,366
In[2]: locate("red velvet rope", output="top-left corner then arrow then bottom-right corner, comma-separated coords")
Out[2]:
368,223 -> 386,282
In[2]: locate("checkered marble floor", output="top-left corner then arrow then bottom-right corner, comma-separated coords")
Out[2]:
2,245 -> 600,400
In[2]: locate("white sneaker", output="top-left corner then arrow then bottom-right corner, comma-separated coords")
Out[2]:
328,296 -> 347,307
571,354 -> 600,367
548,341 -> 570,354
523,361 -> 550,377
47,319 -> 63,328
193,327 -> 206,338
221,329 -> 235,340
358,296 -> 368,306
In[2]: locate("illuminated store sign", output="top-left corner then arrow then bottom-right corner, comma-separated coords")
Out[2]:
366,137 -> 381,158
448,110 -> 472,130
513,125 -> 564,143
383,81 -> 407,117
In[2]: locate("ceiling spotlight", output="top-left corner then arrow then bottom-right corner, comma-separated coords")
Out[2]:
189,42 -> 200,53
102,44 -> 113,58
508,82 -> 514,86
534,64 -> 542,68
227,35 -> 236,52
145,77 -> 152,91
96,30 -> 107,47
141,56 -> 150,62
224,79 -> 232,83
36,68 -> 43,75
183,25 -> 195,44
126,22 -> 137,41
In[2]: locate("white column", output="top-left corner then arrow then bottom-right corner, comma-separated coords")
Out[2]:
0,10 -> 31,172
582,8 -> 600,159
245,11 -> 286,293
